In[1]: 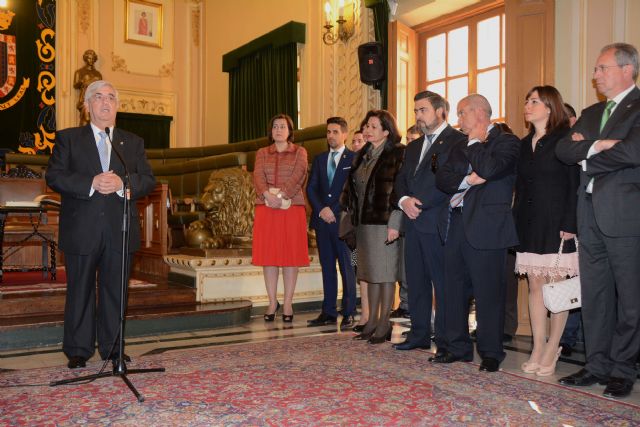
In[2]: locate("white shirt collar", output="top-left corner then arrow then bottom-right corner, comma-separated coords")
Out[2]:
429,121 -> 448,140
610,84 -> 636,107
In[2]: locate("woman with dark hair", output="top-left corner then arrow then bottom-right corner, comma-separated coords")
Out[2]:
513,86 -> 580,376
341,109 -> 405,343
252,114 -> 309,323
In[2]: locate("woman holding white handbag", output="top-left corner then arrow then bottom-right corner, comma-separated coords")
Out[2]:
513,86 -> 580,376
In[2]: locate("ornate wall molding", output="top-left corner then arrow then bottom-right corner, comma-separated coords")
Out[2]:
77,0 -> 90,34
110,52 -> 130,73
159,61 -> 175,77
191,8 -> 201,47
117,88 -> 175,116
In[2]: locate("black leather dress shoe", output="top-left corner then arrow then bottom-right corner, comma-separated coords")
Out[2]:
558,368 -> 609,387
352,324 -> 365,333
307,313 -> 337,327
368,335 -> 387,344
106,353 -> 131,362
429,351 -> 466,364
67,356 -> 87,369
603,377 -> 634,399
479,357 -> 500,372
560,343 -> 573,357
353,331 -> 373,340
428,349 -> 447,362
340,315 -> 355,328
393,341 -> 431,351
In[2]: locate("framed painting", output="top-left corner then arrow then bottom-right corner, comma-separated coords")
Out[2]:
125,0 -> 163,48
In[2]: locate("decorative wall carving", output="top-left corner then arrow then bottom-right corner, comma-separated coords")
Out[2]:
191,8 -> 200,47
159,61 -> 175,77
77,0 -> 90,34
326,2 -> 380,132
110,52 -> 130,73
117,88 -> 175,116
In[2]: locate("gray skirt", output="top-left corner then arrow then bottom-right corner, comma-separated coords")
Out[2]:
355,224 -> 403,283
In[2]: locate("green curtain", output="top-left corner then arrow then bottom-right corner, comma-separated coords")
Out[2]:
228,43 -> 298,142
116,112 -> 173,149
365,0 -> 389,109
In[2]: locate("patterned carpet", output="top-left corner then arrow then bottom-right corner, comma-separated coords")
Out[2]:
0,334 -> 638,426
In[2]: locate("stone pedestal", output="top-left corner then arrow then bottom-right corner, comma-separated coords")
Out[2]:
164,250 -> 335,307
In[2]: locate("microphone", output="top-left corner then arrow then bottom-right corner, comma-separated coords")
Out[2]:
104,127 -> 131,197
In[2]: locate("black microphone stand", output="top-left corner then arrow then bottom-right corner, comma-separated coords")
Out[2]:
50,128 -> 164,402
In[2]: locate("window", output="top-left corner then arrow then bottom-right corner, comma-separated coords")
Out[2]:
420,9 -> 505,125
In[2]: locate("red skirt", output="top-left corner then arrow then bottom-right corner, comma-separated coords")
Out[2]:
252,205 -> 309,267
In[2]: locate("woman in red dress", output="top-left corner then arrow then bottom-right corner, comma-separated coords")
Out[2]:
252,114 -> 309,322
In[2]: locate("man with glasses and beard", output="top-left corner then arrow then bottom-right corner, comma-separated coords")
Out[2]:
392,91 -> 466,355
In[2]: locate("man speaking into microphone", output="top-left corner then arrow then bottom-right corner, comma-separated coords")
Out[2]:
47,80 -> 156,369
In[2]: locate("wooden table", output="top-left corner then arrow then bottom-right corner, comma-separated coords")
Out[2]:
0,206 -> 57,283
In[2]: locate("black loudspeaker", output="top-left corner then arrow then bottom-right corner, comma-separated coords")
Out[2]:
358,42 -> 385,85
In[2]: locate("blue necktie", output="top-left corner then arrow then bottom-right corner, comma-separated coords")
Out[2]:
328,151 -> 338,185
98,131 -> 109,172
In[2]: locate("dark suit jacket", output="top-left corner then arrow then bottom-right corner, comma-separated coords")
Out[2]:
46,125 -> 156,255
436,126 -> 520,249
513,127 -> 579,254
394,125 -> 467,234
556,86 -> 640,237
307,148 -> 354,229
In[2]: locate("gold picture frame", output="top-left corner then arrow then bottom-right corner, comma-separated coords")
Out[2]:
125,0 -> 163,48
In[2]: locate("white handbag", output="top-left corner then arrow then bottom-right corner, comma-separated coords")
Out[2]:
542,238 -> 581,314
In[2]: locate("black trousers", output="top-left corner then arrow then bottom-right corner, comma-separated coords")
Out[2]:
579,197 -> 640,381
443,210 -> 507,361
62,231 -> 130,360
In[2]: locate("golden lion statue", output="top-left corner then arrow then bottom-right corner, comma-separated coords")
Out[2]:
186,167 -> 256,249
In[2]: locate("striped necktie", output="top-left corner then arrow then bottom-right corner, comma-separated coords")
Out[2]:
98,131 -> 109,172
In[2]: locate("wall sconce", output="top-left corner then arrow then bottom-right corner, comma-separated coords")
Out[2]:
323,0 -> 354,45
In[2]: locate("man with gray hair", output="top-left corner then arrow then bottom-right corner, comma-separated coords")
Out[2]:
556,42 -> 640,399
433,94 -> 520,372
47,80 -> 156,370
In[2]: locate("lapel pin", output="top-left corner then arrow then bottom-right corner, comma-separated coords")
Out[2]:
119,141 -> 124,145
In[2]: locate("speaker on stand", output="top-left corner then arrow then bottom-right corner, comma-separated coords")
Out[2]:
357,42 -> 385,90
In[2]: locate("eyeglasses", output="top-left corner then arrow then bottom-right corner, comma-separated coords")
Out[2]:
593,64 -> 626,74
431,153 -> 439,173
92,93 -> 117,103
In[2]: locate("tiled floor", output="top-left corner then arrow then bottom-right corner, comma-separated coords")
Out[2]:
1,310 -> 638,405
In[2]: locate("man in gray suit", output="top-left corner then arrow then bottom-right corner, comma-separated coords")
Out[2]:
556,42 -> 640,399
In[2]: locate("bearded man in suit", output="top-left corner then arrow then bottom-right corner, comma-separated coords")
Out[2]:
393,91 -> 466,353
47,80 -> 156,369
556,43 -> 640,399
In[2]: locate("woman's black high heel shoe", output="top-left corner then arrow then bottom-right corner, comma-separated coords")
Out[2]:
352,324 -> 365,333
282,313 -> 294,323
264,301 -> 280,322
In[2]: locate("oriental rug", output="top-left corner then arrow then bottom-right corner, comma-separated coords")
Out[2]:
0,334 -> 638,426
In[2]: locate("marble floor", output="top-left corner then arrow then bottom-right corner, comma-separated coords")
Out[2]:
1,310 -> 638,405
